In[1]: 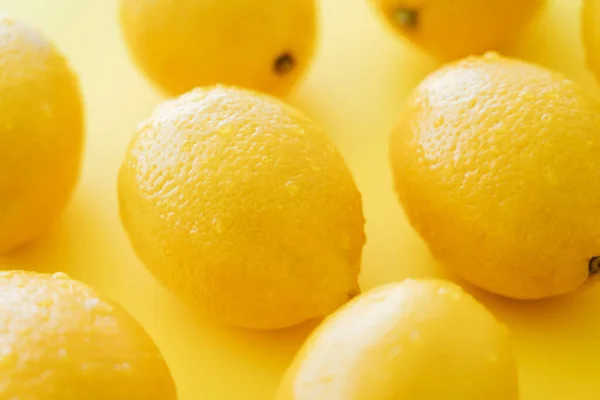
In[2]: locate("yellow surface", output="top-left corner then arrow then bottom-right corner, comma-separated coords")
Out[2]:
0,0 -> 598,399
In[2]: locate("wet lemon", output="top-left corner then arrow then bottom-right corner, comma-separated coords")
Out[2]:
118,85 -> 365,329
0,15 -> 83,253
119,0 -> 316,97
0,271 -> 176,399
277,279 -> 517,400
391,53 -> 600,299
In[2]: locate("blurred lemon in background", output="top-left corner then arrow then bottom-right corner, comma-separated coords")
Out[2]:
0,271 -> 176,399
119,0 -> 316,97
277,279 -> 518,400
0,15 -> 83,254
390,52 -> 600,300
118,85 -> 365,330
369,0 -> 543,60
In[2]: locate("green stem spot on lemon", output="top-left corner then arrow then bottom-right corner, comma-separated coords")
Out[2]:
274,52 -> 296,75
589,257 -> 600,275
394,8 -> 419,30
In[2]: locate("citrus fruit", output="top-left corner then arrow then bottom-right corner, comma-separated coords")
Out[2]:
390,52 -> 600,299
118,85 -> 365,330
583,0 -> 600,82
0,15 -> 83,254
369,0 -> 542,60
276,279 -> 517,400
119,0 -> 316,97
0,271 -> 176,399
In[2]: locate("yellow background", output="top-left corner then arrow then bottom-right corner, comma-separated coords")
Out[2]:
0,0 -> 598,398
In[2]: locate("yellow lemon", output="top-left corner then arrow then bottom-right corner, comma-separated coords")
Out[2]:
118,85 -> 365,330
583,0 -> 600,82
369,0 -> 542,60
276,279 -> 517,400
390,53 -> 600,299
0,271 -> 176,399
119,0 -> 316,97
0,15 -> 83,253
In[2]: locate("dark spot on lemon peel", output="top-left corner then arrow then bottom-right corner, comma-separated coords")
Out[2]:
347,288 -> 361,300
394,8 -> 419,30
589,257 -> 600,275
274,52 -> 295,75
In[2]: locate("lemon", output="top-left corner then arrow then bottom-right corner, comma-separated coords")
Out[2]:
390,52 -> 600,299
369,0 -> 542,60
276,279 -> 517,400
0,271 -> 176,399
118,85 -> 365,330
583,0 -> 600,82
0,15 -> 83,253
119,0 -> 316,97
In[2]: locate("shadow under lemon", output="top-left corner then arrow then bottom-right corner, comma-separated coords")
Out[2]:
0,195 -> 89,276
503,0 -> 599,92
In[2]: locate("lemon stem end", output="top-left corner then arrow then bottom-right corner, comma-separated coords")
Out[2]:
274,52 -> 295,75
394,8 -> 419,30
589,257 -> 600,275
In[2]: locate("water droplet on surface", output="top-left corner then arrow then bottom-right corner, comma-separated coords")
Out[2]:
58,348 -> 68,360
212,217 -> 223,234
483,52 -> 499,60
285,182 -> 299,196
84,298 -> 113,314
218,125 -> 233,136
115,362 -> 134,376
409,330 -> 421,341
36,297 -> 54,307
309,160 -> 322,174
52,272 -> 70,280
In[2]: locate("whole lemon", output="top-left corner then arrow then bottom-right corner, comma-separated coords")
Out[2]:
119,0 -> 316,97
369,0 -> 542,60
0,271 -> 176,399
276,279 -> 517,400
0,15 -> 83,253
390,53 -> 600,300
583,0 -> 600,82
118,85 -> 365,330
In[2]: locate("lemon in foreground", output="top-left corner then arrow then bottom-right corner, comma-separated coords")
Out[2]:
119,0 -> 316,97
583,0 -> 600,82
0,271 -> 176,399
118,85 -> 365,330
390,53 -> 600,299
0,15 -> 83,253
277,279 -> 517,400
369,0 -> 542,60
